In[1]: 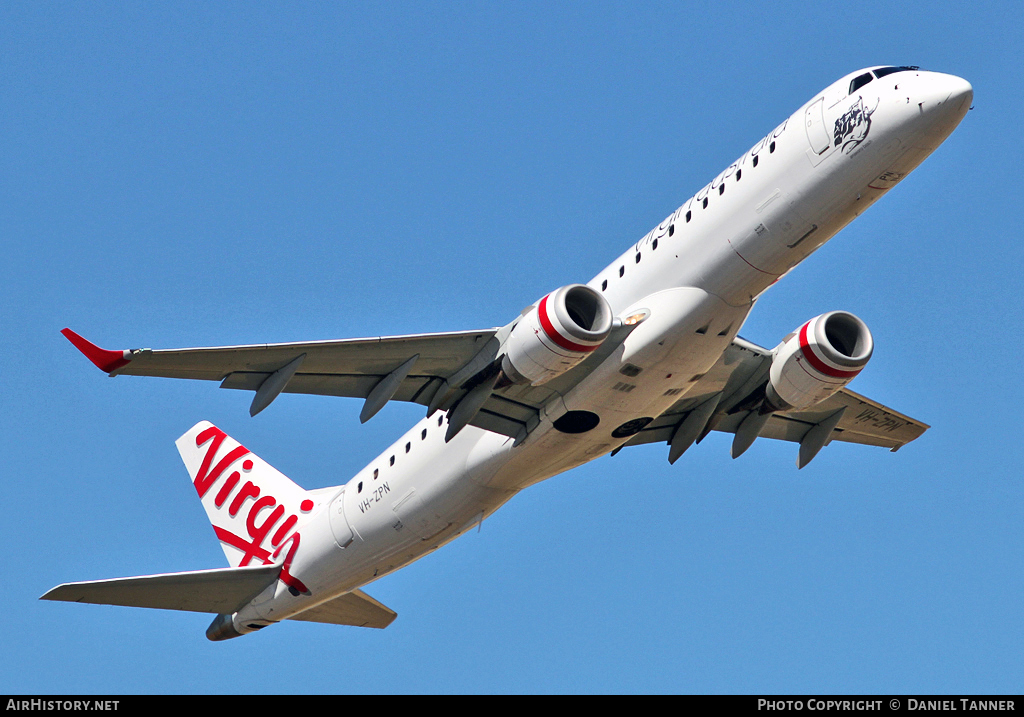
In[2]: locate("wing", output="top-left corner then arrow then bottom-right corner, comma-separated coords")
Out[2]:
64,327 -> 924,463
64,326 -> 497,411
62,323 -> 638,444
617,336 -> 928,468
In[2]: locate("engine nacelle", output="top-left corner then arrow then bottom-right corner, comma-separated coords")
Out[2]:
766,311 -> 873,411
501,284 -> 613,386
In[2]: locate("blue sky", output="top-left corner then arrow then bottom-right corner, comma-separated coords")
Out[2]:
2,1 -> 1021,694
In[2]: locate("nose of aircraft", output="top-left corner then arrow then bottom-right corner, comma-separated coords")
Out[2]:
913,72 -> 973,143
945,74 -> 974,107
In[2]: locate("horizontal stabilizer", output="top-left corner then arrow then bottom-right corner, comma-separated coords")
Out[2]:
287,589 -> 397,629
40,563 -> 281,615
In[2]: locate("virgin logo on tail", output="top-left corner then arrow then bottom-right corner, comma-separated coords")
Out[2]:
179,422 -> 316,595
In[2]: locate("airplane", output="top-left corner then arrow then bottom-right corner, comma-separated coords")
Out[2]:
43,66 -> 972,640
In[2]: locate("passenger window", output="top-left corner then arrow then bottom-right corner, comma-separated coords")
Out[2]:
719,184 -> 725,195
849,72 -> 873,94
685,211 -> 691,222
373,468 -> 379,480
769,141 -> 776,153
438,415 -> 443,426
601,279 -> 607,291
653,238 -> 659,249
421,429 -> 427,440
753,155 -> 759,167
358,481 -> 363,493
668,224 -> 674,236
736,169 -> 742,181
619,266 -> 624,277
702,197 -> 708,209
390,455 -> 395,466
635,252 -> 641,263
405,442 -> 411,453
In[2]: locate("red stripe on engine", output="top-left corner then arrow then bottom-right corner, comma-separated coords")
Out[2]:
798,322 -> 862,379
538,295 -> 598,353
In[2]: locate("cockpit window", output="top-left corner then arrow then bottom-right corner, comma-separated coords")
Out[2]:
849,73 -> 874,95
873,65 -> 919,80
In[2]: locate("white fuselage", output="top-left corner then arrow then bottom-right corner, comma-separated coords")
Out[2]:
235,68 -> 972,630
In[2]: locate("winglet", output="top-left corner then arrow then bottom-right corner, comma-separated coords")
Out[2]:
61,328 -> 131,373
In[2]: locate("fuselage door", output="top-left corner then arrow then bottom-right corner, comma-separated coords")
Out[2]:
329,488 -> 355,549
804,98 -> 830,154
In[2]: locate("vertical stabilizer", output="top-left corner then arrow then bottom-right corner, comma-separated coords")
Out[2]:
175,421 -> 324,594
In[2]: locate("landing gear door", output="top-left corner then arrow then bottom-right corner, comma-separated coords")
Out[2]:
804,99 -> 830,154
329,488 -> 354,549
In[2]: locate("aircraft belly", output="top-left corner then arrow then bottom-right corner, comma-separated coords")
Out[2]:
728,193 -> 818,278
237,284 -> 764,619
336,433 -> 506,551
484,291 -> 754,491
566,290 -> 748,408
252,467 -> 515,621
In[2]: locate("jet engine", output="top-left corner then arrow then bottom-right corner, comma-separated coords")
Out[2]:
501,284 -> 613,386
766,311 -> 873,411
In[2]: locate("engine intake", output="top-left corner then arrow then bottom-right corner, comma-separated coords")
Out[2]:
766,311 -> 873,411
501,284 -> 613,385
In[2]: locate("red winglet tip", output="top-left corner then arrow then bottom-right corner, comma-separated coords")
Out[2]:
61,328 -> 130,373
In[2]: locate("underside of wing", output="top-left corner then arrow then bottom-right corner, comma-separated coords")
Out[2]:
63,327 -> 498,415
626,387 -> 927,449
62,319 -> 642,445
619,336 -> 928,467
81,329 -> 493,390
63,326 -> 926,464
